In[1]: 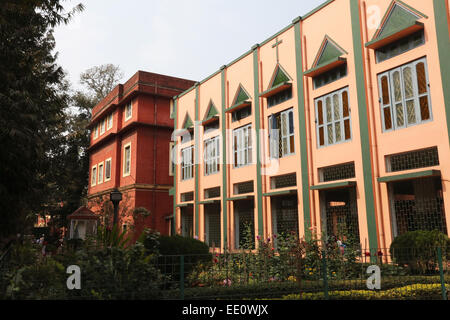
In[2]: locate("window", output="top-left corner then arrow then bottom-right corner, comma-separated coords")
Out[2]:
267,87 -> 292,108
204,187 -> 221,199
320,162 -> 355,182
181,146 -> 194,180
269,108 -> 295,158
105,158 -> 112,182
313,65 -> 347,89
98,162 -> 104,184
125,101 -> 132,121
376,30 -> 425,63
100,118 -> 106,135
270,173 -> 297,189
378,58 -> 431,132
169,142 -> 175,177
123,143 -> 131,177
91,165 -> 97,186
232,105 -> 252,122
181,130 -> 193,144
315,87 -> 352,147
387,147 -> 439,173
204,136 -> 220,176
94,124 -> 99,139
234,181 -> 254,195
107,113 -> 113,130
233,124 -> 252,168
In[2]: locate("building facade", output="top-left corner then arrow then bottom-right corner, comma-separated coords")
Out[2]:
87,71 -> 195,239
172,0 -> 450,252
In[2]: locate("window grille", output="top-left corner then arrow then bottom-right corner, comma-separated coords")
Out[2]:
234,181 -> 254,195
271,173 -> 297,189
313,64 -> 347,89
181,192 -> 194,202
390,177 -> 448,237
204,136 -> 220,176
204,187 -> 220,199
387,147 -> 439,172
271,195 -> 298,237
267,88 -> 292,108
320,162 -> 355,182
204,204 -> 221,247
232,105 -> 252,122
376,30 -> 425,63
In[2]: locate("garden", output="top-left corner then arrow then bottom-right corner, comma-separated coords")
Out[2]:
0,227 -> 449,300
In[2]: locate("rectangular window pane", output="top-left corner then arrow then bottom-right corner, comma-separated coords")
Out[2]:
383,107 -> 392,130
318,101 -> 324,125
419,96 -> 430,121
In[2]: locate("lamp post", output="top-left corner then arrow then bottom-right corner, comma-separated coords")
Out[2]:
110,189 -> 122,227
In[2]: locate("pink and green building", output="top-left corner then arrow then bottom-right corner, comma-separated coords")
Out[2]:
170,0 -> 450,252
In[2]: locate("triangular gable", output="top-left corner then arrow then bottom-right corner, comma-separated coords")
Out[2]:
204,100 -> 219,121
312,36 -> 346,68
182,113 -> 193,129
372,1 -> 426,41
268,64 -> 292,90
231,84 -> 251,106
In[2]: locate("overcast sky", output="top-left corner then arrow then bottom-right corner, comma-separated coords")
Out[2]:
54,0 -> 325,90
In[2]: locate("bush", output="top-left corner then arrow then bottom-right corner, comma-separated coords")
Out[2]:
390,230 -> 450,274
157,235 -> 211,256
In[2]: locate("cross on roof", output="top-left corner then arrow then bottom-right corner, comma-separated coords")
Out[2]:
272,37 -> 283,62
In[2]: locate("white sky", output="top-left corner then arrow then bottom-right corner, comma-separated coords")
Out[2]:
54,0 -> 325,90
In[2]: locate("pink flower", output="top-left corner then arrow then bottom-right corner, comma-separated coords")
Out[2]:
223,279 -> 232,286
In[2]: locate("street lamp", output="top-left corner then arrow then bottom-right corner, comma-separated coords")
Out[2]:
110,189 -> 122,227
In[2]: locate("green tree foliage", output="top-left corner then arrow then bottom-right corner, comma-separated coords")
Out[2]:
0,0 -> 84,238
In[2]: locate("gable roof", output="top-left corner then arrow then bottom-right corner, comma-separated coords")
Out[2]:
268,64 -> 292,90
182,113 -> 194,129
312,35 -> 347,69
203,100 -> 219,121
231,84 -> 251,107
371,0 -> 426,42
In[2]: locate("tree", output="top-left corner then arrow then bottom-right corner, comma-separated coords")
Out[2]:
80,64 -> 124,104
0,0 -> 84,239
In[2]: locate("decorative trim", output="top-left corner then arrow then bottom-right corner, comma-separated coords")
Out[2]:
378,170 -> 441,183
350,0 -> 379,250
304,57 -> 347,77
365,21 -> 424,49
259,81 -> 292,98
294,19 -> 312,235
262,189 -> 297,197
227,195 -> 255,202
310,181 -> 356,191
253,47 -> 264,238
433,0 -> 450,146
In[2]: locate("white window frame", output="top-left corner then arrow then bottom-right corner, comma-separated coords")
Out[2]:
315,87 -> 352,148
98,161 -> 104,184
181,146 -> 194,180
94,124 -> 99,139
204,136 -> 220,176
105,158 -> 112,182
233,124 -> 252,168
91,165 -> 97,186
269,108 -> 295,158
107,113 -> 113,130
377,57 -> 432,132
123,143 -> 131,177
100,118 -> 106,135
125,101 -> 132,121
